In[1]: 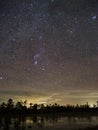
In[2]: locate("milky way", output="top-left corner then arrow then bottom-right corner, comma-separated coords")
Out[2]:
0,0 -> 98,105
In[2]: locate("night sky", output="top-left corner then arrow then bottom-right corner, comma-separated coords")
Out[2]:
0,0 -> 98,105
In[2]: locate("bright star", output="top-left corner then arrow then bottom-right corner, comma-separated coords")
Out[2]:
34,61 -> 38,65
0,77 -> 3,80
92,15 -> 97,20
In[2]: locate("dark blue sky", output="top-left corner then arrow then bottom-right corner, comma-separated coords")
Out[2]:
0,0 -> 98,105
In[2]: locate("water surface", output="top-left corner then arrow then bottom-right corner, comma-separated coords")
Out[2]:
0,115 -> 98,130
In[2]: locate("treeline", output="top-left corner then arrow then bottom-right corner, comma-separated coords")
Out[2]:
0,99 -> 98,115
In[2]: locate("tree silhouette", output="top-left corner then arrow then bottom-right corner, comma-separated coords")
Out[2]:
16,101 -> 23,110
29,103 -> 33,109
96,101 -> 98,107
0,98 -> 98,115
0,102 -> 6,109
7,99 -> 14,110
33,104 -> 38,112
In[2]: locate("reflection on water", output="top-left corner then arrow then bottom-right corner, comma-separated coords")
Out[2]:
0,115 -> 98,130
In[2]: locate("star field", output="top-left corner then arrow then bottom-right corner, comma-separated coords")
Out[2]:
0,0 -> 98,105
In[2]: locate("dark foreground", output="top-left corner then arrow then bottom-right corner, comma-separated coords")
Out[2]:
79,125 -> 98,130
0,114 -> 98,130
0,99 -> 98,129
1,99 -> 98,116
